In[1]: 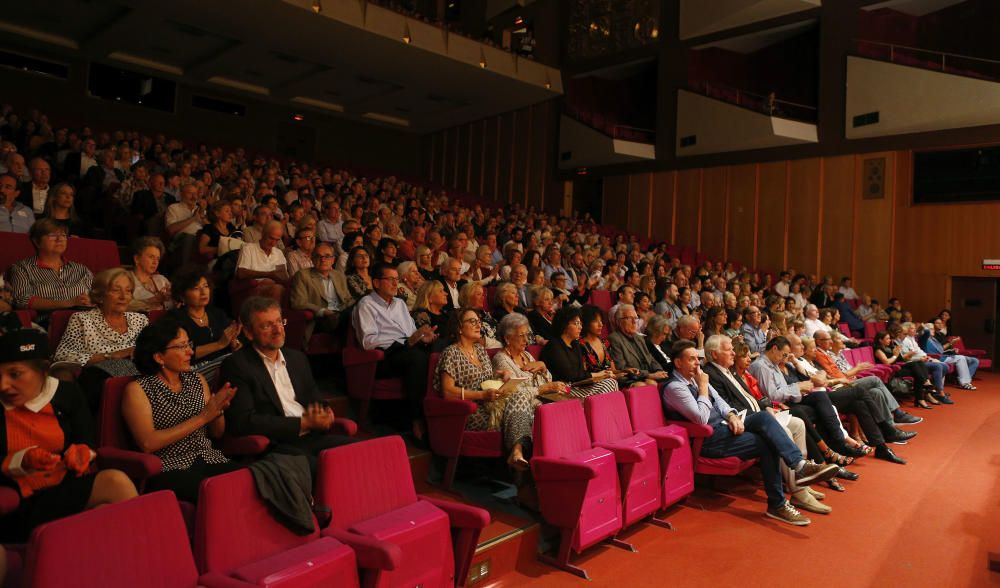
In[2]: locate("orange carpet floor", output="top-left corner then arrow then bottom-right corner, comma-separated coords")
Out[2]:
502,372 -> 1000,588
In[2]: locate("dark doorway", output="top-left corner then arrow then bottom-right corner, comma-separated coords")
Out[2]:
573,175 -> 603,222
950,277 -> 996,361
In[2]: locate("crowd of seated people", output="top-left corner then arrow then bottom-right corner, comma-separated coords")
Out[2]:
0,101 -> 993,586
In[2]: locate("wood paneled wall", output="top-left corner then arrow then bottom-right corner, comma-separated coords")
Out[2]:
423,100 -> 560,211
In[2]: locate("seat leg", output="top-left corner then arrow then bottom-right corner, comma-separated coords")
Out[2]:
442,456 -> 459,490
538,528 -> 589,579
649,514 -> 674,530
606,536 -> 637,552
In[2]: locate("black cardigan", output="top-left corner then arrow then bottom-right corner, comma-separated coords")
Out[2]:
540,337 -> 589,383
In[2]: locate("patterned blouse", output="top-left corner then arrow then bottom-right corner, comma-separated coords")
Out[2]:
54,309 -> 148,366
580,337 -> 613,372
7,257 -> 93,309
137,372 -> 228,471
433,344 -> 494,396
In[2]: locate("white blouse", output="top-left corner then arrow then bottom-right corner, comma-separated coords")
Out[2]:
54,309 -> 148,365
128,272 -> 173,312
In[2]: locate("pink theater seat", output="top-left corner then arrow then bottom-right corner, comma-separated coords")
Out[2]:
342,324 -> 404,427
424,351 -> 502,490
952,339 -> 991,370
0,233 -> 120,277
21,491 -> 255,588
585,392 -> 673,530
588,290 -> 612,315
623,385 -> 695,510
317,436 -> 489,588
531,401 -> 627,579
843,347 -> 892,383
194,469 -> 359,588
46,310 -> 78,358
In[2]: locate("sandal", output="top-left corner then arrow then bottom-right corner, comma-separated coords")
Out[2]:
823,450 -> 854,466
960,383 -> 976,390
825,479 -> 846,492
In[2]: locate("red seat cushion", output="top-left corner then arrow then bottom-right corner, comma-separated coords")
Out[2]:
231,537 -> 357,588
695,456 -> 757,476
460,431 -> 503,457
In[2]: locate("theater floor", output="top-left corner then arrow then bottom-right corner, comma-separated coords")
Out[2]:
499,373 -> 1000,588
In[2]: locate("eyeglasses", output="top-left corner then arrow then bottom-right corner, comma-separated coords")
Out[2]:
43,232 -> 68,240
316,254 -> 335,260
166,341 -> 194,351
620,316 -> 639,322
259,319 -> 287,332
375,276 -> 399,282
462,318 -> 482,327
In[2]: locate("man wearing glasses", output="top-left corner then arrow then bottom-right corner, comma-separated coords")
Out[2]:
740,306 -> 768,355
221,296 -> 354,469
353,264 -> 438,442
290,242 -> 354,341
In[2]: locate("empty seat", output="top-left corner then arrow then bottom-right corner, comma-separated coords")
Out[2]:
316,436 -> 489,588
623,385 -> 695,510
195,469 -> 359,588
531,401 -> 626,579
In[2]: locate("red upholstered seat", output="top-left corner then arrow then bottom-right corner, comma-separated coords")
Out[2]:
195,469 -> 358,588
317,436 -> 489,588
342,324 -> 405,426
46,310 -> 77,356
666,419 -> 757,477
585,391 -> 669,529
531,401 -> 624,579
424,351 -> 503,489
623,385 -> 695,509
21,491 -> 252,588
0,487 -> 19,515
0,233 -> 121,277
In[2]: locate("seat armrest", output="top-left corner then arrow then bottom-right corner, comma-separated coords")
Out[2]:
419,496 -> 490,529
593,440 -> 645,464
530,456 -> 598,482
322,527 -> 400,571
666,420 -> 714,438
0,487 -> 19,515
644,428 -> 686,451
96,447 -> 162,482
219,435 -> 270,456
343,347 -> 384,366
424,396 -> 478,417
199,572 -> 257,588
331,418 -> 358,437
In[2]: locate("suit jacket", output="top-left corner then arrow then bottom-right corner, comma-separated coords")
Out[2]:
645,338 -> 671,371
220,346 -> 324,443
703,362 -> 769,412
440,278 -> 467,310
290,267 -> 354,340
608,330 -> 659,378
16,182 -> 42,212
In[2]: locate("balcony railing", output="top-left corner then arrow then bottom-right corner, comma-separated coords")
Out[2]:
564,107 -> 655,143
688,81 -> 818,123
855,39 -> 1000,83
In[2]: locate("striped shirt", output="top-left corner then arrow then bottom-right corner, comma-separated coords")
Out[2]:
6,256 -> 93,309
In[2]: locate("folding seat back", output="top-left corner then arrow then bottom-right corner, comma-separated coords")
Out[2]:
588,290 -> 612,315
526,344 -> 542,359
623,386 -> 695,509
864,322 -> 879,341
23,491 -> 199,588
584,392 -> 661,527
343,323 -> 404,425
532,402 -> 621,557
47,310 -> 77,354
195,469 -> 359,587
317,436 -> 485,588
837,323 -> 852,338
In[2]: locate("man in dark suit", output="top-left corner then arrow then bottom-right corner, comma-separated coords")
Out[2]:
17,157 -> 50,214
438,256 -> 467,310
130,173 -> 175,237
221,296 -> 354,467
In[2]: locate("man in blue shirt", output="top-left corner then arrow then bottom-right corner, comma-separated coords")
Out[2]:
662,340 -> 838,526
0,173 -> 34,234
740,305 -> 768,355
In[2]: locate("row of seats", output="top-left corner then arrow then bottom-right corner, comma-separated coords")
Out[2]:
4,436 -> 489,588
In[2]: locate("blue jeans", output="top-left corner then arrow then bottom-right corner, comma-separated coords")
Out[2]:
942,355 -> 979,385
700,411 -> 803,508
925,361 -> 949,391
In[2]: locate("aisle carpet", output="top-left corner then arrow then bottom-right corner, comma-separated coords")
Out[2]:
504,373 -> 1000,588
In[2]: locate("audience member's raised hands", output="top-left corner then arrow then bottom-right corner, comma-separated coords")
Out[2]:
23,447 -> 60,472
63,444 -> 96,477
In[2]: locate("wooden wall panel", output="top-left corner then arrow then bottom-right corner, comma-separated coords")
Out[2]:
497,113 -> 514,203
700,166 -> 728,261
819,155 -> 855,281
675,169 -> 702,248
456,125 -> 470,191
756,161 -> 787,272
443,126 -> 458,189
627,173 -> 651,238
853,152 -> 895,302
650,171 -> 676,242
528,104 -> 548,209
603,175 -> 630,230
512,110 -> 530,206
468,120 -> 483,196
728,164 -> 757,268
483,117 -> 499,200
786,158 -> 821,275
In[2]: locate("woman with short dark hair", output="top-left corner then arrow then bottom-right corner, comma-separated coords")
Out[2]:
540,306 -> 618,398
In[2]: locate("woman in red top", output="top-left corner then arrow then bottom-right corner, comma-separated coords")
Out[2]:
0,329 -> 137,546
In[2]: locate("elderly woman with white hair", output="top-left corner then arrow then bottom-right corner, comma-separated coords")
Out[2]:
644,314 -> 672,371
396,260 -> 423,310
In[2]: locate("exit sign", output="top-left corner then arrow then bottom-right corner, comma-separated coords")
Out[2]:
983,259 -> 1000,270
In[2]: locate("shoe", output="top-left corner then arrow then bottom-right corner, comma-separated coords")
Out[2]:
825,479 -> 846,492
874,445 -> 907,464
807,487 -> 826,501
791,489 -> 832,515
960,383 -> 976,390
934,393 -> 955,405
894,412 -> 923,425
836,467 -> 860,481
840,445 -> 866,458
886,429 -> 917,443
766,501 -> 811,526
795,462 -> 840,486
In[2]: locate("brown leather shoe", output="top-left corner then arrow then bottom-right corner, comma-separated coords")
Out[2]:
766,502 -> 811,526
795,462 -> 839,486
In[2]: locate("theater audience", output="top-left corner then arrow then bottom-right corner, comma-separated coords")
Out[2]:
0,172 -> 33,233
235,220 -> 289,300
663,340 -> 837,526
873,330 -> 935,409
539,306 -> 618,398
609,304 -> 668,386
286,226 -> 317,277
7,218 -> 94,314
168,267 -> 240,380
922,319 -> 979,390
396,260 -> 423,310
526,287 -> 556,345
411,279 -> 450,339
128,237 -> 172,312
197,200 -> 241,262
345,246 -> 373,300
740,306 -> 768,354
123,316 -> 242,503
41,182 -> 87,237
165,184 -> 206,266
644,314 -> 672,371
459,282 -> 500,348
0,329 -> 137,544
289,242 -> 354,341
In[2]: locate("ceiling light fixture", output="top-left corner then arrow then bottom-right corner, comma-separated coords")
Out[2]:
402,23 -> 412,44
312,0 -> 322,14
479,48 -> 487,69
292,113 -> 305,121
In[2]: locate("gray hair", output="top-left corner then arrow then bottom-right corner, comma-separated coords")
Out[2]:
396,260 -> 416,278
494,282 -> 517,307
645,315 -> 670,338
704,334 -> 731,358
497,312 -> 530,344
677,315 -> 700,330
614,303 -> 636,320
